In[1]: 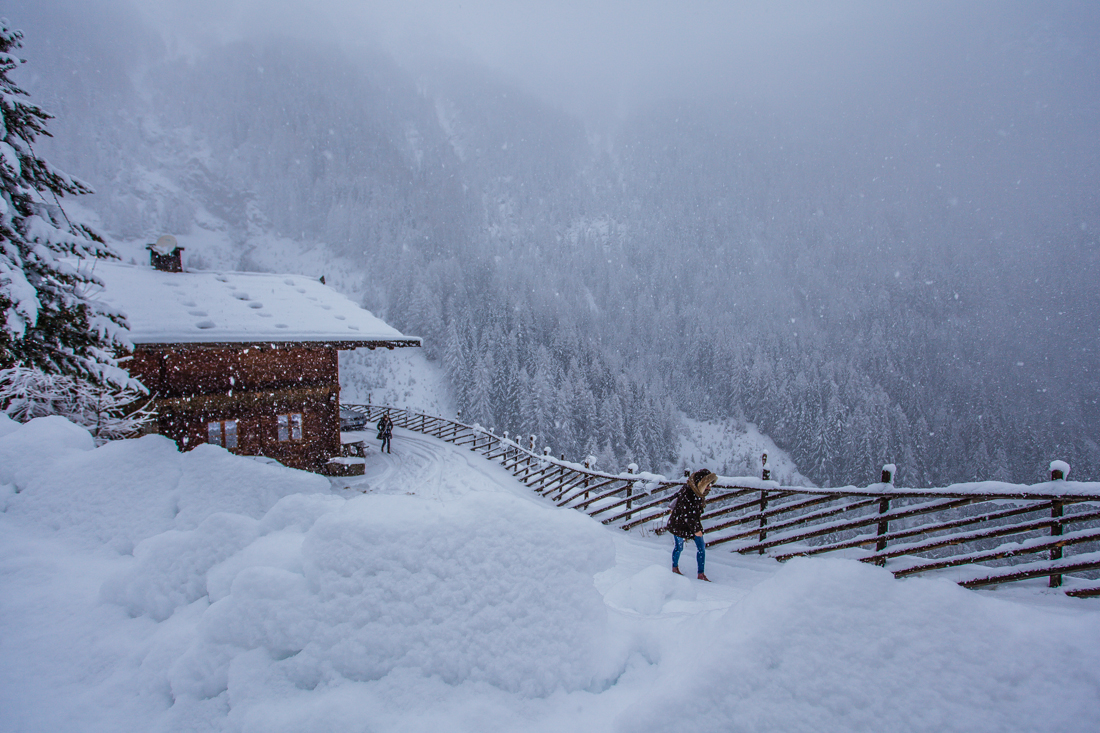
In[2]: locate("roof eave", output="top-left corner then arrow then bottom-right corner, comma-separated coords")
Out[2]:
130,338 -> 422,351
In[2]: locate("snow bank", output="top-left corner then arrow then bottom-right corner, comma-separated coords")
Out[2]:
106,488 -> 616,730
2,417 -> 328,553
617,557 -> 1100,733
0,414 -> 94,487
101,512 -> 262,621
0,412 -> 20,437
604,563 -> 697,615
2,416 -> 1098,732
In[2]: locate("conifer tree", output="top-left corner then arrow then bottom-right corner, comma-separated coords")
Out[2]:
0,23 -> 130,384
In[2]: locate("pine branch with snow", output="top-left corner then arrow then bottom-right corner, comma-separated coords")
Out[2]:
0,365 -> 153,445
0,21 -> 131,386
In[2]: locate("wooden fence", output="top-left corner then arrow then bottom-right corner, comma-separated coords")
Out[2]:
346,404 -> 1100,598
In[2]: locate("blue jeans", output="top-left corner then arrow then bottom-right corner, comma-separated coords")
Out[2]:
672,534 -> 705,574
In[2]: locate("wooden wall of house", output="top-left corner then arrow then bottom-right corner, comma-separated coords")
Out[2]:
129,345 -> 339,396
128,345 -> 342,470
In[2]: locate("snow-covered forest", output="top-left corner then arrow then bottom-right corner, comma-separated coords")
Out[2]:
7,0 -> 1100,484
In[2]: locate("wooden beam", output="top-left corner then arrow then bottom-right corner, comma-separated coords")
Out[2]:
136,339 -> 421,352
959,553 -> 1100,589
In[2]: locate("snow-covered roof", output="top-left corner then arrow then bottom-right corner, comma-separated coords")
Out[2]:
90,261 -> 419,349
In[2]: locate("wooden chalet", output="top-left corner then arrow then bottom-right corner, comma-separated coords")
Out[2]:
94,250 -> 419,473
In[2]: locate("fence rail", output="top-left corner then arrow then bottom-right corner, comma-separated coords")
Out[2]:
345,403 -> 1100,597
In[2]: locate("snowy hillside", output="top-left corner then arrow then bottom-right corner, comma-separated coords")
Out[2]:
102,228 -> 768,475
11,1 -> 1100,485
339,347 -> 454,420
679,416 -> 815,487
2,415 -> 1098,732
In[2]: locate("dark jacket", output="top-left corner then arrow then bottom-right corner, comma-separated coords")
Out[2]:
666,483 -> 706,537
377,416 -> 393,439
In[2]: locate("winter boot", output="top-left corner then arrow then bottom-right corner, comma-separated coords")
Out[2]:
697,573 -> 711,582
672,566 -> 683,575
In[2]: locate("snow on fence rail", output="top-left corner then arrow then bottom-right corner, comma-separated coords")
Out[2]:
346,404 -> 1100,597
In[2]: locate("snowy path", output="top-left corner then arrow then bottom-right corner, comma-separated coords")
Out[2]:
338,426 -> 542,501
342,426 -> 774,599
2,417 -> 1100,732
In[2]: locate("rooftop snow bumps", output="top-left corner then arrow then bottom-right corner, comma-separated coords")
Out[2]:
91,262 -> 418,348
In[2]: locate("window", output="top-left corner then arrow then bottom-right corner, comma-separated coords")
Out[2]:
207,419 -> 238,449
277,413 -> 303,441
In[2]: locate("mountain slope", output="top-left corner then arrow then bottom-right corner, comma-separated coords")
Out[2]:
7,2 -> 1099,482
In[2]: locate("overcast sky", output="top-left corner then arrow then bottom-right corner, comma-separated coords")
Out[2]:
120,0 -> 1097,126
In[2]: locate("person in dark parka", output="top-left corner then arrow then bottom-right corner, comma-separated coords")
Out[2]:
377,412 -> 393,453
667,468 -> 717,581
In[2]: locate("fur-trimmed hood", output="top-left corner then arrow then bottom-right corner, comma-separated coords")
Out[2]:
687,469 -> 717,498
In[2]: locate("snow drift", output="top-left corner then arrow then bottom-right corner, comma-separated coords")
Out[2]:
1,416 -> 1098,732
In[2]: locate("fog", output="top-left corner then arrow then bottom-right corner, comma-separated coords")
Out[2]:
4,0 -> 1099,483
133,1 -> 1100,124
125,0 -> 1100,233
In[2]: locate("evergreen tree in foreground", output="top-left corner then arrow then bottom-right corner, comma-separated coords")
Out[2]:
0,21 -> 130,385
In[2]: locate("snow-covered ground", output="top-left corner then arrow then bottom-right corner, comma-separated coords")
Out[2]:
2,414 -> 1098,732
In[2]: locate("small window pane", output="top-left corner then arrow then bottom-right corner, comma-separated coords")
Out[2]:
225,420 -> 238,449
278,414 -> 288,441
208,422 -> 222,447
290,413 -> 302,440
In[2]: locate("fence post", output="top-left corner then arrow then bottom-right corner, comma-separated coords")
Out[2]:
758,491 -> 768,554
875,498 -> 891,565
1050,499 -> 1064,588
626,464 -> 634,517
761,452 -> 770,481
874,464 -> 895,565
1048,461 -> 1068,588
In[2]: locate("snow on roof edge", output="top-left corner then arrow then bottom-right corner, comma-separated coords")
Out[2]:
90,261 -> 419,348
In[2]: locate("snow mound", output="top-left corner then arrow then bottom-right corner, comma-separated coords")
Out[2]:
0,415 -> 95,487
173,444 -> 330,530
3,414 -> 1098,732
0,413 -> 21,438
114,489 -> 617,729
102,512 -> 261,621
604,564 -> 697,614
617,556 -> 1100,733
2,418 -> 329,553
